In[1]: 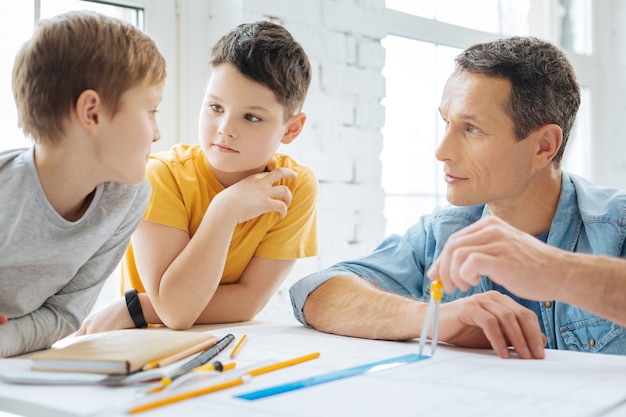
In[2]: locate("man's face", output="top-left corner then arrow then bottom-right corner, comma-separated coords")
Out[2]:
436,70 -> 539,209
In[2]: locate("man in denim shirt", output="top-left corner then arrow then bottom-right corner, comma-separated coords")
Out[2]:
290,36 -> 626,359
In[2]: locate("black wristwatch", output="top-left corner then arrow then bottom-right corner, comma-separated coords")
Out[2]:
124,288 -> 148,328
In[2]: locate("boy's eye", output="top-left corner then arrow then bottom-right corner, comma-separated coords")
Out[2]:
209,104 -> 223,113
246,114 -> 261,122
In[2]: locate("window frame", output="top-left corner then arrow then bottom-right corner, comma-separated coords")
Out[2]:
381,2 -> 602,235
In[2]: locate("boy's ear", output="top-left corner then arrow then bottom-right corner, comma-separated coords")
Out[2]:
534,123 -> 563,168
281,112 -> 306,144
74,89 -> 102,135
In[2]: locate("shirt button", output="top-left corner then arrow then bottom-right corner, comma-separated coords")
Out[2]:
589,339 -> 596,347
544,301 -> 552,308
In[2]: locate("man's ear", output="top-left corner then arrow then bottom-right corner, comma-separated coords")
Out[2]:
281,112 -> 306,144
74,89 -> 102,135
535,123 -> 563,168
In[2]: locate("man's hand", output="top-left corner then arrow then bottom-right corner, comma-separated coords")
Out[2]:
0,314 -> 6,325
76,298 -> 135,335
439,291 -> 547,359
428,216 -> 561,301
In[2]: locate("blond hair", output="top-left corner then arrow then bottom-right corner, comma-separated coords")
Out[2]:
12,10 -> 166,142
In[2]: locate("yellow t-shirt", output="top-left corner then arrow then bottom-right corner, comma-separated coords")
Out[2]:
121,143 -> 318,293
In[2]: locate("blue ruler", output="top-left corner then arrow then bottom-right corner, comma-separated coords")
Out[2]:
235,353 -> 428,401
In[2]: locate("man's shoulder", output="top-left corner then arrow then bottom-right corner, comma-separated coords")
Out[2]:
567,173 -> 626,218
431,204 -> 485,223
401,204 -> 485,243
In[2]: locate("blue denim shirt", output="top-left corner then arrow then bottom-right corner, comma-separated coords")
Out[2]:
290,172 -> 626,355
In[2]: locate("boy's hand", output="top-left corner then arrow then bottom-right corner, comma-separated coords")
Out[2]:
213,167 -> 297,224
76,298 -> 135,335
0,313 -> 6,325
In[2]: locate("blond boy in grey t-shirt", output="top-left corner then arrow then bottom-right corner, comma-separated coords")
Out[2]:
0,10 -> 166,357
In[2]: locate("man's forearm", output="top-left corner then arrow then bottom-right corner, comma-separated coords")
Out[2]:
302,275 -> 424,340
557,253 -> 626,327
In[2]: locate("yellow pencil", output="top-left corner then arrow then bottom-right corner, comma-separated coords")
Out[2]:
141,336 -> 219,371
194,361 -> 236,372
146,361 -> 237,394
230,334 -> 248,359
129,352 -> 321,414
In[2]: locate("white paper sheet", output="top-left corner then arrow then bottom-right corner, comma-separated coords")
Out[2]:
1,324 -> 626,417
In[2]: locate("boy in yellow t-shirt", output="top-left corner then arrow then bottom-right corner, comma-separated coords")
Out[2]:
79,21 -> 317,333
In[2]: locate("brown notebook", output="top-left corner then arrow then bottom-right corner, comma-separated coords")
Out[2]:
30,329 -> 217,375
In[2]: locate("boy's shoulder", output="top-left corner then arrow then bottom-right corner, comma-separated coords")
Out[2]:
0,147 -> 34,186
149,143 -> 202,165
101,178 -> 151,201
270,153 -> 314,175
269,153 -> 318,196
0,147 -> 30,168
147,144 -> 206,178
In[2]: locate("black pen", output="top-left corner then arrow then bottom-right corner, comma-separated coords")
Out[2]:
159,334 -> 235,388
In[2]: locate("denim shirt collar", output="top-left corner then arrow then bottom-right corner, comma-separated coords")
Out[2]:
545,172 -> 580,252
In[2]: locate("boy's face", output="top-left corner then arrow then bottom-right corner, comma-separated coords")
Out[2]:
199,63 -> 298,184
435,70 -> 540,208
97,81 -> 164,184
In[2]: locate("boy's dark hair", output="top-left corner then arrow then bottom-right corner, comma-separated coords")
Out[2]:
12,10 -> 166,142
210,21 -> 311,120
455,36 -> 580,166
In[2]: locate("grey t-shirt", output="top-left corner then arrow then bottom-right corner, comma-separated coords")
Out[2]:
0,147 -> 150,357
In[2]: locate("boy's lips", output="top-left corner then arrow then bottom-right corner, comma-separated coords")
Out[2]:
213,143 -> 238,153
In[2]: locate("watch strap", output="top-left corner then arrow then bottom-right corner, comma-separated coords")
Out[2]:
124,288 -> 148,328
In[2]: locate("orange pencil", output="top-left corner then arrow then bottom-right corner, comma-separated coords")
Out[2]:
230,334 -> 248,359
142,335 -> 219,371
129,352 -> 320,414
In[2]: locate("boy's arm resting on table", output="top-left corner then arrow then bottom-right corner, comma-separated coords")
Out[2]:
1,236 -> 132,357
79,256 -> 296,334
138,256 -> 296,326
193,256 -> 296,323
0,300 -> 83,358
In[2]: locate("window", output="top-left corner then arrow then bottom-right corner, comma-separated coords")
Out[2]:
386,0 -> 532,36
0,1 -> 147,152
382,0 -> 594,236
